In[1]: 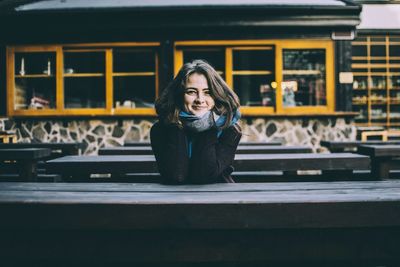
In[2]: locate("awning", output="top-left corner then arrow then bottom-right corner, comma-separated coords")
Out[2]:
358,4 -> 400,30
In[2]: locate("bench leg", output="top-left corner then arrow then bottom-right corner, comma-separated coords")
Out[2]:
371,159 -> 391,180
19,160 -> 37,182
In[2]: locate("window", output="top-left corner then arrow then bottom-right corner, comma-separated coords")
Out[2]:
351,34 -> 400,128
7,43 -> 159,116
175,40 -> 334,115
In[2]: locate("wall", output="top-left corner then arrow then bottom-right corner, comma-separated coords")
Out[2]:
0,117 -> 356,154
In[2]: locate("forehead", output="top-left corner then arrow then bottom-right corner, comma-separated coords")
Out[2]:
186,73 -> 208,88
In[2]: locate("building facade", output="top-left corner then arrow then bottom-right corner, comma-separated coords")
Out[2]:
0,0 -> 361,153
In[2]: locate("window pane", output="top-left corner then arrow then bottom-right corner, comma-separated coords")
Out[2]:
183,48 -> 225,72
233,75 -> 275,106
352,46 -> 367,57
64,52 -> 105,73
233,48 -> 274,71
389,45 -> 400,57
370,45 -> 386,57
64,77 -> 105,108
390,105 -> 400,123
353,76 -> 368,90
114,76 -> 155,108
282,49 -> 326,107
113,49 -> 155,72
390,75 -> 400,88
371,75 -> 386,89
14,52 -> 56,110
15,77 -> 56,110
15,52 -> 55,75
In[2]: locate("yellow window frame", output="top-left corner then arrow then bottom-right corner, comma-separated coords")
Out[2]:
174,39 -> 335,115
7,42 -> 160,117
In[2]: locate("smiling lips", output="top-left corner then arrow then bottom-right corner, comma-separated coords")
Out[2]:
192,106 -> 208,110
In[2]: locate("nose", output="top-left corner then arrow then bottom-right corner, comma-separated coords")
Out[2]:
195,92 -> 205,103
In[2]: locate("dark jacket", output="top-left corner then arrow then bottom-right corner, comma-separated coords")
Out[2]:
150,121 -> 242,184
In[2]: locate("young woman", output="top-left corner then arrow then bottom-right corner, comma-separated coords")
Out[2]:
151,59 -> 242,184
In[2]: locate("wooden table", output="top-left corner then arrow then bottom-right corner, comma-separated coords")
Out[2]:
99,145 -> 312,155
123,141 -> 283,147
0,142 -> 83,157
0,181 -> 400,265
357,145 -> 400,179
0,148 -> 51,181
46,153 -> 370,181
320,140 -> 400,152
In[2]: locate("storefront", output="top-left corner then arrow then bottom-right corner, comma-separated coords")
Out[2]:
351,0 -> 400,129
0,0 -> 361,153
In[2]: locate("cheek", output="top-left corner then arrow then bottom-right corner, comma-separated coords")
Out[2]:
207,97 -> 215,109
183,95 -> 194,107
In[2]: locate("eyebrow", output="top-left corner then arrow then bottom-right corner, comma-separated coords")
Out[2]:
185,87 -> 209,91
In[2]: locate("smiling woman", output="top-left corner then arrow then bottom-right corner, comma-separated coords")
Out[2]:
150,59 -> 242,184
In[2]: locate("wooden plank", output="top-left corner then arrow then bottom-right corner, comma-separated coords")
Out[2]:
45,153 -> 370,178
0,182 -> 400,264
1,182 -> 400,230
0,142 -> 83,155
2,180 -> 400,193
320,140 -> 400,152
123,141 -> 283,147
357,145 -> 400,179
0,148 -> 51,160
358,145 -> 400,158
123,141 -> 151,146
99,145 -> 312,155
233,153 -> 370,171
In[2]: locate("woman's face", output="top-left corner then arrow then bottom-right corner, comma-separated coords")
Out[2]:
183,73 -> 215,117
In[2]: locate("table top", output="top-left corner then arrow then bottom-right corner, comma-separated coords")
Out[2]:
0,148 -> 51,160
46,153 -> 370,173
0,142 -> 84,149
0,180 -> 400,230
124,141 -> 283,147
358,144 -> 400,157
320,140 -> 400,151
99,145 -> 312,155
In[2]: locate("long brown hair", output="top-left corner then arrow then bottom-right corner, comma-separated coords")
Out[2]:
155,59 -> 240,129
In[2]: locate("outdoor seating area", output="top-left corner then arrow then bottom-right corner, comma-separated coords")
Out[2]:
2,0 -> 400,265
3,140 -> 400,183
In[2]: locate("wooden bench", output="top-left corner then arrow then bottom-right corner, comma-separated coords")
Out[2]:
0,148 -> 51,181
0,181 -> 400,265
320,140 -> 400,153
357,145 -> 400,179
99,145 -> 312,155
46,153 -> 370,182
0,142 -> 84,158
123,140 -> 282,147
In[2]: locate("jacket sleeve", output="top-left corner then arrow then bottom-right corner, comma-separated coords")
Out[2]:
188,124 -> 242,184
150,122 -> 190,184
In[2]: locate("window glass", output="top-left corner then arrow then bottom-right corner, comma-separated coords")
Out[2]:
113,76 -> 155,108
64,77 -> 105,108
370,45 -> 386,57
113,49 -> 155,72
282,49 -> 326,107
183,48 -> 225,74
63,51 -> 106,109
389,45 -> 400,57
64,51 -> 104,74
352,45 -> 367,57
233,48 -> 274,71
233,75 -> 275,107
14,52 -> 56,110
232,48 -> 275,107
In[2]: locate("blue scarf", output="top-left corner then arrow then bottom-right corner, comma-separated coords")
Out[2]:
179,109 -> 241,157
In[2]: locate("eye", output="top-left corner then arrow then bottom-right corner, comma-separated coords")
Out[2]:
204,90 -> 211,95
185,89 -> 197,96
